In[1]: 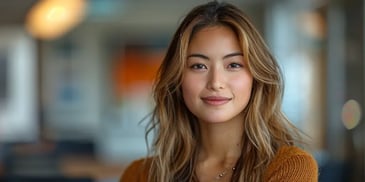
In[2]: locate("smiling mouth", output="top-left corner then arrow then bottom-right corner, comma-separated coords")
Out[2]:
201,96 -> 232,106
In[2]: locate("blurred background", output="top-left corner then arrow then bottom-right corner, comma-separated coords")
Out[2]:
0,0 -> 363,181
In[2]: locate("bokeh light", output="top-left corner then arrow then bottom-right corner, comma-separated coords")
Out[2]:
25,0 -> 86,40
341,99 -> 362,130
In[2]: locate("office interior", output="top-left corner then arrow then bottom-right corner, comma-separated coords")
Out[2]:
0,0 -> 363,181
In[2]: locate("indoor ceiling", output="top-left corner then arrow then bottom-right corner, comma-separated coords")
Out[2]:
0,0 -> 324,26
0,0 -> 259,25
0,0 -> 38,24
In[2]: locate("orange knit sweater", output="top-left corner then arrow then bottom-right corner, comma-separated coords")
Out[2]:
120,145 -> 318,182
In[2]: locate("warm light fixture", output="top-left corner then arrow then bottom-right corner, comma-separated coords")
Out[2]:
342,99 -> 362,130
26,0 -> 86,40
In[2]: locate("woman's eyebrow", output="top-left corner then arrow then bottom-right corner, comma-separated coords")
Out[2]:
187,52 -> 243,60
223,52 -> 243,59
187,53 -> 209,60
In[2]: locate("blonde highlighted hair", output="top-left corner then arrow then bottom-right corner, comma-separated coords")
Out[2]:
147,1 -> 303,181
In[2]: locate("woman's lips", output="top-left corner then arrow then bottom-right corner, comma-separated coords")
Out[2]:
201,96 -> 232,106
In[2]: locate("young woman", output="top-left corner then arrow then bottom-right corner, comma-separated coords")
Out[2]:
120,1 -> 318,182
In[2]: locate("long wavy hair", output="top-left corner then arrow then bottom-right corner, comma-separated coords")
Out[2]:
147,1 -> 302,181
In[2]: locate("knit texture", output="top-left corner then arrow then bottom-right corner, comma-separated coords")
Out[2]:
120,145 -> 318,182
262,145 -> 318,182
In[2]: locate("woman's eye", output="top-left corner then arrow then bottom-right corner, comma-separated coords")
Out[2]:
228,63 -> 243,69
190,64 -> 207,70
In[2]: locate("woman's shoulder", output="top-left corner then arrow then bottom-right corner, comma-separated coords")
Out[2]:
119,157 -> 152,182
263,145 -> 319,182
273,145 -> 315,160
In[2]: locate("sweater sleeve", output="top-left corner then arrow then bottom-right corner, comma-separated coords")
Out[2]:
120,158 -> 149,182
264,146 -> 319,182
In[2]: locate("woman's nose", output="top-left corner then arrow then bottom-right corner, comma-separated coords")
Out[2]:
206,67 -> 225,91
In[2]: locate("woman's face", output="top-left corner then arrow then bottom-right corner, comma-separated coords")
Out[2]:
182,25 -> 253,124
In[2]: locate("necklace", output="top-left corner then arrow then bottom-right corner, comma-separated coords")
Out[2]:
215,167 -> 236,180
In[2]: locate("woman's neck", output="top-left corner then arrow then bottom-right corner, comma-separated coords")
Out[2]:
196,120 -> 244,181
198,119 -> 244,159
